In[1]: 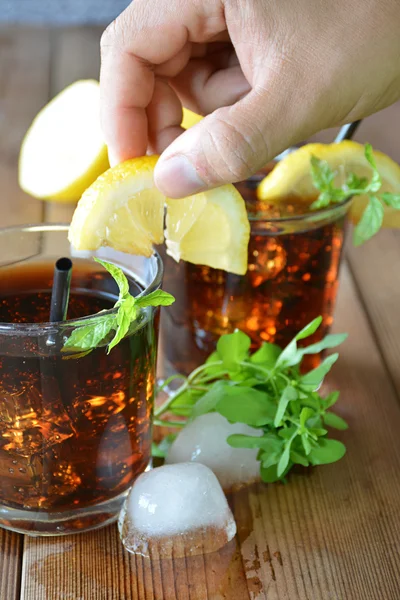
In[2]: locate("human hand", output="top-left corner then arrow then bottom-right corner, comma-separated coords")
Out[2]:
100,0 -> 400,198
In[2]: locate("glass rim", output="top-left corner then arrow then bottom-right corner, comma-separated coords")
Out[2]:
247,196 -> 352,224
0,223 -> 163,332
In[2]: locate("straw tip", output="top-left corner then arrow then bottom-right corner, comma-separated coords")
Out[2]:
56,257 -> 73,272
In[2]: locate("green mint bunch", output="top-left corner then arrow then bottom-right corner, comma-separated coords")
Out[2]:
63,258 -> 174,353
155,316 -> 348,483
310,143 -> 400,246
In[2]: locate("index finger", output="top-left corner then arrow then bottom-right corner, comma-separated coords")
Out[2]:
100,0 -> 226,164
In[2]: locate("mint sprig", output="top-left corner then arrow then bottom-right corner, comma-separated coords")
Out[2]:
310,143 -> 400,246
63,258 -> 174,353
154,317 -> 348,483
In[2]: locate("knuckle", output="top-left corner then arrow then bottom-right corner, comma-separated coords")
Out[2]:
100,20 -> 118,53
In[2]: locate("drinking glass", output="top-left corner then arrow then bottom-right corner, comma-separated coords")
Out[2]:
0,224 -> 162,535
158,168 -> 351,378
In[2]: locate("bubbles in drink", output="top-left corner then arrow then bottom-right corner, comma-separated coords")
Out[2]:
166,413 -> 261,491
119,462 -> 237,558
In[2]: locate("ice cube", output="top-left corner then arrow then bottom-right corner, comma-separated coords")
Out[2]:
118,462 -> 236,558
166,412 -> 262,491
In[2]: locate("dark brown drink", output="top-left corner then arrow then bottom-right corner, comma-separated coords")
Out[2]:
0,258 -> 157,534
159,167 -> 349,377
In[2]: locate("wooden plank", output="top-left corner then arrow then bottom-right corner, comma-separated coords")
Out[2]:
44,26 -> 102,226
347,230 -> 400,397
344,102 -> 400,398
230,264 -> 400,600
0,26 -> 51,226
0,25 -> 52,600
21,264 -> 400,600
21,525 -> 249,600
0,530 -> 23,600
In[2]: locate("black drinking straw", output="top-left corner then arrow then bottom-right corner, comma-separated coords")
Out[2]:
334,120 -> 362,143
49,257 -> 73,323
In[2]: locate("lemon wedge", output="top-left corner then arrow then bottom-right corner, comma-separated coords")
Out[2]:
19,80 -> 109,203
181,108 -> 203,129
166,185 -> 249,275
257,141 -> 400,227
68,156 -> 250,274
68,155 -> 164,257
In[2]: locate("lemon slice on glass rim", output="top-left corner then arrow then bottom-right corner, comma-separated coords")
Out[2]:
69,156 -> 250,275
257,140 -> 400,227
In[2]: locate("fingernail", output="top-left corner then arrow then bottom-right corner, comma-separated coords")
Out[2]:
155,155 -> 205,198
107,148 -> 119,168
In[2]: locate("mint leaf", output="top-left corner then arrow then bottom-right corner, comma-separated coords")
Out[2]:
192,381 -> 232,417
94,257 -> 129,298
309,438 -> 346,465
323,412 -> 348,430
322,391 -> 340,409
108,295 -> 137,353
63,258 -> 175,354
310,156 -> 336,191
290,447 -> 309,467
274,385 -> 298,427
261,463 -> 284,484
276,316 -> 323,369
216,387 -> 276,426
301,433 -> 312,455
353,196 -> 384,246
275,338 -> 299,368
344,172 -> 369,193
216,330 -> 251,370
228,432 -> 283,454
277,435 -> 295,477
300,353 -> 339,390
382,192 -> 400,209
296,316 -> 323,340
155,317 -> 348,485
63,314 -> 115,351
297,333 -> 347,358
309,143 -> 400,246
364,143 -> 382,192
300,407 -> 314,429
136,290 -> 175,308
250,342 -> 281,367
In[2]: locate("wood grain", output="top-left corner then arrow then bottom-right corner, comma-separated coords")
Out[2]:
0,25 -> 52,600
21,526 -> 249,600
44,26 -> 102,226
0,530 -> 23,600
347,230 -> 400,398
20,264 -> 400,600
344,104 -> 400,400
0,27 -> 51,226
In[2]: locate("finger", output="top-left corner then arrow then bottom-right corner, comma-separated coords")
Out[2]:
154,82 -> 311,198
147,79 -> 184,154
100,0 -> 226,163
171,59 -> 249,115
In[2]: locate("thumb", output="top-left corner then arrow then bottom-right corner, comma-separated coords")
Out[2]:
154,91 -> 303,198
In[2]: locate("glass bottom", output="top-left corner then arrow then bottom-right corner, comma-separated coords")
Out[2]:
0,489 -> 131,536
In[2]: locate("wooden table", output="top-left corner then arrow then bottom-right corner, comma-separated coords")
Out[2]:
1,25 -> 400,600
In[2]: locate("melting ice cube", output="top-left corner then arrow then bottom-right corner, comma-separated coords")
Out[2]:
166,412 -> 262,491
118,462 -> 236,558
